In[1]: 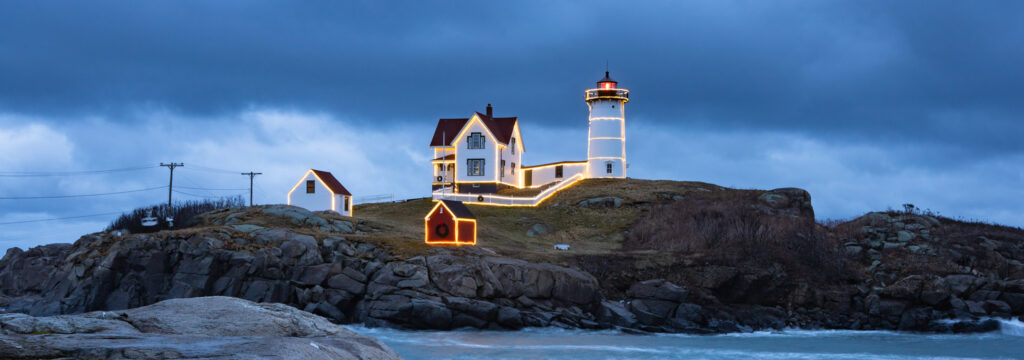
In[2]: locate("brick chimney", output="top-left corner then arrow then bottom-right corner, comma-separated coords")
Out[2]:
486,103 -> 493,118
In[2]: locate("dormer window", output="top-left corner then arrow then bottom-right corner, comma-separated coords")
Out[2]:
468,132 -> 485,149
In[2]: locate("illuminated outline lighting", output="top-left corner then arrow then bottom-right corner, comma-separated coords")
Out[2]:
433,173 -> 585,207
286,169 -> 353,216
424,201 -> 477,246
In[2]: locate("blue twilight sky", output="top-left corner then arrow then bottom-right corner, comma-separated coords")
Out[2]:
1,1 -> 1022,253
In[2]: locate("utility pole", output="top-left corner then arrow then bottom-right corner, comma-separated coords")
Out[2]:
159,163 -> 183,211
241,171 -> 262,206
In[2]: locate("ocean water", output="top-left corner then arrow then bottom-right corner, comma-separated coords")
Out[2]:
349,319 -> 1024,360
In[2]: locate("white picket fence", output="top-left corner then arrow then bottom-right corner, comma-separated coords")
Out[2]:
431,173 -> 584,207
355,193 -> 395,204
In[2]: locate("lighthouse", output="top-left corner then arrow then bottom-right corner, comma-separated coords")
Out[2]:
585,71 -> 629,178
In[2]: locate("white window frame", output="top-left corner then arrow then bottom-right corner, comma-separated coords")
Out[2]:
468,132 -> 485,149
467,159 -> 485,176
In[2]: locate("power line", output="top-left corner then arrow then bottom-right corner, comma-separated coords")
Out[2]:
185,164 -> 242,174
0,166 -> 158,177
0,211 -> 125,226
0,186 -> 167,200
175,186 -> 248,191
172,189 -> 242,199
175,173 -> 216,198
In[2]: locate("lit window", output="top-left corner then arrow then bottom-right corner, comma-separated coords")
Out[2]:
306,180 -> 315,193
467,159 -> 485,176
468,132 -> 485,149
606,162 -> 613,174
344,197 -> 350,211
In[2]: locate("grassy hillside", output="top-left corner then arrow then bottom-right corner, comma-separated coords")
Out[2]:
154,177 -> 1023,303
354,178 -> 736,261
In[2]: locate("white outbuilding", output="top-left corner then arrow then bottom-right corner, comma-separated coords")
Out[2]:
287,169 -> 353,216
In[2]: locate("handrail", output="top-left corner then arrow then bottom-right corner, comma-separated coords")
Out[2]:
432,173 -> 585,207
584,88 -> 629,102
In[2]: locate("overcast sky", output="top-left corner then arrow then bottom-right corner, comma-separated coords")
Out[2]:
1,1 -> 1022,253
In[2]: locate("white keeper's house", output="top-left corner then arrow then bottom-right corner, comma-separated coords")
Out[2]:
430,71 -> 629,205
287,169 -> 354,216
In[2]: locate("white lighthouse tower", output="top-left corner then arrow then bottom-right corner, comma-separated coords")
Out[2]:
585,71 -> 629,178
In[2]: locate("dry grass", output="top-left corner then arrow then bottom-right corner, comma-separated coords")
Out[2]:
354,178 -> 725,261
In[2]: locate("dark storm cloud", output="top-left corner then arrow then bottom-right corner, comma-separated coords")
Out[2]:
0,1 -> 1022,154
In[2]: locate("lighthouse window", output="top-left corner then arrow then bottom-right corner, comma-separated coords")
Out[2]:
467,159 -> 485,176
468,132 -> 485,149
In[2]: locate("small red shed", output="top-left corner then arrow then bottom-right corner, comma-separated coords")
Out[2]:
424,200 -> 477,245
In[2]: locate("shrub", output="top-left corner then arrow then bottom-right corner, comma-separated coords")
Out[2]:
106,196 -> 246,234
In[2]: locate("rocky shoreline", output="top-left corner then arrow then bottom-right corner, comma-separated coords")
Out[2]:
2,203 -> 1023,336
0,296 -> 401,359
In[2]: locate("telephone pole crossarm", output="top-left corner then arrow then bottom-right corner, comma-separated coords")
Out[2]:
241,171 -> 262,206
159,162 -> 184,210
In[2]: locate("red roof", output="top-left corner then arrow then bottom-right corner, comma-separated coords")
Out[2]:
430,112 -> 521,150
429,118 -> 469,147
437,200 -> 476,219
310,169 -> 352,196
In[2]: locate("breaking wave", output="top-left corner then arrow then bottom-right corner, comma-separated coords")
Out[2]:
348,325 -> 1024,360
998,318 -> 1024,337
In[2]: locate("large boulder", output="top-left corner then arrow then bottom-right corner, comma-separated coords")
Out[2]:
577,197 -> 624,208
0,296 -> 400,359
757,188 -> 814,218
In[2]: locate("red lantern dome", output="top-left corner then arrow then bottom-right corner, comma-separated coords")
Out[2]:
597,71 -> 618,89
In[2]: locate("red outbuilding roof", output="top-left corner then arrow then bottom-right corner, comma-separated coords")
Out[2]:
310,169 -> 352,196
438,200 -> 476,219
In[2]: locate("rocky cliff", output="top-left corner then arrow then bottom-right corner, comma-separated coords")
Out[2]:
0,206 -> 606,332
2,179 -> 1023,335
